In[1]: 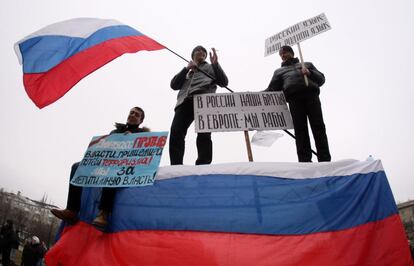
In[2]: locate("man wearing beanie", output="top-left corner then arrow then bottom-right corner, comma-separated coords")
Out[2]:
169,45 -> 228,165
265,45 -> 331,162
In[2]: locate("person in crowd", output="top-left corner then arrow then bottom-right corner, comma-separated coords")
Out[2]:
0,220 -> 19,266
51,106 -> 150,229
10,229 -> 20,264
265,45 -> 331,162
21,236 -> 45,266
169,45 -> 228,165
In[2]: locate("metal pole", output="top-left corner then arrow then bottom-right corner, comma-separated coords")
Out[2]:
283,129 -> 317,156
164,47 -> 234,92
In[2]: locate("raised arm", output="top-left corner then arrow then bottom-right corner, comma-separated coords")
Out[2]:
210,48 -> 228,87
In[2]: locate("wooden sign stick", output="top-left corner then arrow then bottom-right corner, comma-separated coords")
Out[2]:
244,131 -> 254,162
297,42 -> 309,86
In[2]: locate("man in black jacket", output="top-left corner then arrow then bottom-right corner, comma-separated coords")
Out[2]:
21,236 -> 45,266
266,45 -> 330,162
169,45 -> 228,165
0,220 -> 18,266
51,106 -> 150,229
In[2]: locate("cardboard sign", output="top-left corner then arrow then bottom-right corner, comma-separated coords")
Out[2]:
194,92 -> 293,133
265,13 -> 331,56
71,132 -> 168,187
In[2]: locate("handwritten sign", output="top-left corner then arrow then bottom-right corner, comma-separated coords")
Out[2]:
194,92 -> 293,133
71,132 -> 168,187
265,13 -> 331,57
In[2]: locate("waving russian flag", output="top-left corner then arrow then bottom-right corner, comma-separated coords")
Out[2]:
46,160 -> 413,265
14,18 -> 165,109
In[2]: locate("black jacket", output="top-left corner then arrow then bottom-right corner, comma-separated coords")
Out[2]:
111,123 -> 150,134
265,58 -> 325,100
0,224 -> 18,249
87,123 -> 150,149
21,243 -> 45,266
170,61 -> 228,109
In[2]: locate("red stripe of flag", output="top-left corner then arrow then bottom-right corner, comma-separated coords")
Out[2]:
23,35 -> 164,108
45,214 -> 413,266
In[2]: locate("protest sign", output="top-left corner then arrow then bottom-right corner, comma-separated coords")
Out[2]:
265,13 -> 331,57
194,91 -> 293,133
70,132 -> 168,187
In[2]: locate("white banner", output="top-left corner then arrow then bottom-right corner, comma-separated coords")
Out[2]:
194,92 -> 293,133
264,13 -> 331,57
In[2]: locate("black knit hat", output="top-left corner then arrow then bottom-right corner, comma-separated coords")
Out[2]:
191,45 -> 207,59
280,45 -> 294,56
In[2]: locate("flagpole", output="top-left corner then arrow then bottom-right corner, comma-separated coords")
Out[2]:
283,129 -> 318,156
164,46 -> 318,158
164,47 -> 234,93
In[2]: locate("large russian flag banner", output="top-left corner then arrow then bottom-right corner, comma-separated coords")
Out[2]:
14,18 -> 165,109
46,160 -> 413,265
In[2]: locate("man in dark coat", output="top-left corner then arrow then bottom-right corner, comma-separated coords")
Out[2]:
169,45 -> 228,165
21,236 -> 45,266
51,106 -> 150,229
265,45 -> 331,162
0,220 -> 18,266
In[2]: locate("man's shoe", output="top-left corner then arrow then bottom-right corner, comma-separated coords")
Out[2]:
92,210 -> 108,230
50,209 -> 79,225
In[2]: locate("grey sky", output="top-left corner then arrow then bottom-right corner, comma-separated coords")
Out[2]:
1,0 -> 413,207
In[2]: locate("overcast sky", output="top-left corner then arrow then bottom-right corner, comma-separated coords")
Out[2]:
1,0 -> 413,207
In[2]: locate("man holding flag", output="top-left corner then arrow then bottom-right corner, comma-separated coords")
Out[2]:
169,46 -> 228,165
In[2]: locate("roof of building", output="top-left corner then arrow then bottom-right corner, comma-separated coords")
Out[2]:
398,200 -> 414,209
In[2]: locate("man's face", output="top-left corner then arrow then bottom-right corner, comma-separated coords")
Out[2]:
279,49 -> 293,62
192,48 -> 207,63
127,108 -> 143,126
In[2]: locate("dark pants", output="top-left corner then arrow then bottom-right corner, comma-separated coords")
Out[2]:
67,162 -> 115,213
1,247 -> 11,266
288,93 -> 331,162
169,98 -> 212,165
66,162 -> 82,212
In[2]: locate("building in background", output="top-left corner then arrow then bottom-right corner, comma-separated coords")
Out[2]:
0,188 -> 60,248
398,200 -> 414,242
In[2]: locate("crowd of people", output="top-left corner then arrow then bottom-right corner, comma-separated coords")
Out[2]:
0,219 -> 46,266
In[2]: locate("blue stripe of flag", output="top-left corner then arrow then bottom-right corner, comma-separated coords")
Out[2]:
79,171 -> 397,235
